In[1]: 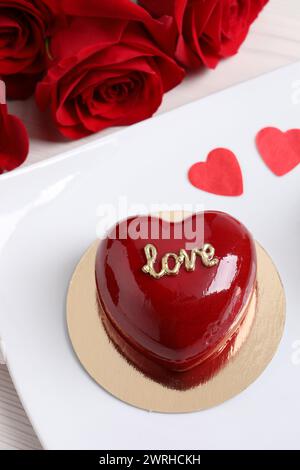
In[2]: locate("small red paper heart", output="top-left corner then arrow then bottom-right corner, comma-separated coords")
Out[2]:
0,81 -> 29,174
256,127 -> 300,176
188,148 -> 243,196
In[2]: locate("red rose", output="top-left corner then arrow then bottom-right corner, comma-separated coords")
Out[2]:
36,0 -> 185,139
0,0 -> 52,100
139,0 -> 269,69
0,81 -> 29,172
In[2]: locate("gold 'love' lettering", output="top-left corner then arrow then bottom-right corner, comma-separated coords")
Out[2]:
142,243 -> 219,279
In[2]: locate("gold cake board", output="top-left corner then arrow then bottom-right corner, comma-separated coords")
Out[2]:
67,239 -> 285,413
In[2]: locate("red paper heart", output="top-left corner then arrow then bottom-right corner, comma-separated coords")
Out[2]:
256,127 -> 300,176
0,81 -> 29,174
188,148 -> 243,196
96,212 -> 256,389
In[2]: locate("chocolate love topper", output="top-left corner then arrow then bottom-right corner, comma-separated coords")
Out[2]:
95,212 -> 257,389
142,242 -> 219,279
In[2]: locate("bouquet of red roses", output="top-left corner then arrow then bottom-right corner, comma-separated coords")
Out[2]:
0,0 -> 268,171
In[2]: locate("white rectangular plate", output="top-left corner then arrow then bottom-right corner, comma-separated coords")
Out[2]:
0,62 -> 300,450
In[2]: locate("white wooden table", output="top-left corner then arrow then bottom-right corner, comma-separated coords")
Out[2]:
1,0 -> 300,450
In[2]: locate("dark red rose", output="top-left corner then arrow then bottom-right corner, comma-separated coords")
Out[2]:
0,81 -> 29,172
139,0 -> 269,69
36,0 -> 185,139
0,0 -> 52,99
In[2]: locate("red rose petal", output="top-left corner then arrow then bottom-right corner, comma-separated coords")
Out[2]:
188,148 -> 243,197
256,127 -> 300,176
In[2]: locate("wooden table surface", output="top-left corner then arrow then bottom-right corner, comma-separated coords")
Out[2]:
1,0 -> 300,450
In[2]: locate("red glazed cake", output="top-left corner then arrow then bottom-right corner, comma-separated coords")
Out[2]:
95,212 -> 257,390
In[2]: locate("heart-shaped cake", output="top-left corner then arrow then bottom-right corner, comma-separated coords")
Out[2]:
95,211 -> 257,389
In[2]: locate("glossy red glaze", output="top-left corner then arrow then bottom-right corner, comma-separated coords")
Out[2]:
95,212 -> 257,389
